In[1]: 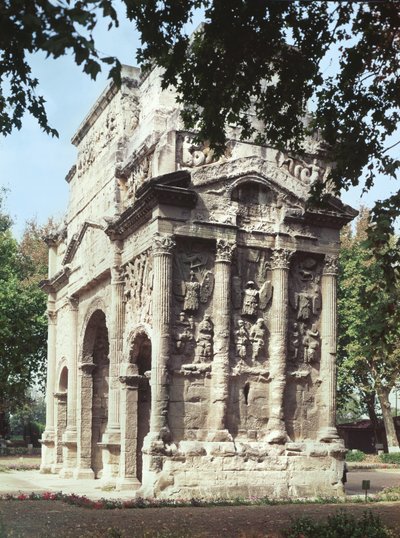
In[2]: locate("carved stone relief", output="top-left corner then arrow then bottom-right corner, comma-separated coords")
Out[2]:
288,255 -> 322,366
77,102 -> 119,178
124,250 -> 153,326
178,134 -> 232,168
231,248 -> 272,366
119,153 -> 153,207
172,240 -> 215,369
276,151 -> 324,185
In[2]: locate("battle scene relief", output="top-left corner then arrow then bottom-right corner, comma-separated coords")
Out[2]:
123,249 -> 153,329
285,253 -> 323,441
171,239 -> 216,371
231,247 -> 273,370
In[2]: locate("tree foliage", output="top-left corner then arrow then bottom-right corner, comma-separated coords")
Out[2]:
338,207 -> 400,449
1,3 -> 399,202
0,194 -> 50,437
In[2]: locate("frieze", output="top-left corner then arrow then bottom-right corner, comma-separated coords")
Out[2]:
276,151 -> 324,184
178,133 -> 232,168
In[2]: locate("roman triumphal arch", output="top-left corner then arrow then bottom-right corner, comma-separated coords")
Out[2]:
40,65 -> 356,498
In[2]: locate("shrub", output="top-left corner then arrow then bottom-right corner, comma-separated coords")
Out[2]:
0,446 -> 41,456
379,452 -> 400,465
345,450 -> 366,462
284,510 -> 392,537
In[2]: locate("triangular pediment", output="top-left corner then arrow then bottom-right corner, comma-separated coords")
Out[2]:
62,220 -> 105,265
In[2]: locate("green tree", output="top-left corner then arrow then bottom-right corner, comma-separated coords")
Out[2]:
0,195 -> 49,438
338,207 -> 400,451
1,2 -> 399,241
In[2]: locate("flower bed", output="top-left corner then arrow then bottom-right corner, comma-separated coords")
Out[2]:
0,491 -> 398,510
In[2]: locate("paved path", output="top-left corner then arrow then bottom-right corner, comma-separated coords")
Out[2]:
346,468 -> 400,496
0,470 -> 138,500
0,467 -> 399,500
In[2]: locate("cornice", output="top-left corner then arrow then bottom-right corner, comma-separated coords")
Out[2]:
39,266 -> 71,294
106,171 -> 196,240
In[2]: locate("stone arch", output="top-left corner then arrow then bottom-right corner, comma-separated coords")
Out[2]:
57,359 -> 68,392
77,305 -> 109,479
229,175 -> 277,205
228,174 -> 272,194
120,324 -> 152,484
126,324 -> 152,375
80,297 -> 108,361
54,358 -> 68,471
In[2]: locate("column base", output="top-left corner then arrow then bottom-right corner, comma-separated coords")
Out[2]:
39,464 -> 52,474
62,429 -> 77,445
115,477 -> 141,491
40,431 -> 55,472
206,430 -> 233,442
59,468 -> 74,478
101,429 -> 121,446
265,420 -> 288,444
73,468 -> 95,480
318,427 -> 339,442
51,463 -> 63,474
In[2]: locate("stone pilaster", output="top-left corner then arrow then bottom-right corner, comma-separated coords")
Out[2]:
60,295 -> 79,476
208,239 -> 235,440
318,255 -> 340,441
52,392 -> 67,474
101,243 -> 125,483
116,370 -> 141,490
266,248 -> 293,444
73,361 -> 95,479
149,234 -> 175,438
40,298 -> 57,473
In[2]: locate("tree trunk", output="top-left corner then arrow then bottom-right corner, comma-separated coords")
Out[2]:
364,391 -> 380,449
0,409 -> 9,438
377,386 -> 400,452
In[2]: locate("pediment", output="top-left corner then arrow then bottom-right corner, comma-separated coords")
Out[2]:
62,220 -> 105,265
191,157 -> 356,230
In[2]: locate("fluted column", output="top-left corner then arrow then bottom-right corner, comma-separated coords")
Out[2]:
149,234 -> 175,437
208,239 -> 235,439
40,296 -> 57,473
60,295 -> 79,476
52,392 -> 67,473
74,361 -> 95,479
116,373 -> 141,490
66,296 -> 78,430
266,248 -> 293,444
318,255 -> 339,441
105,242 -> 125,439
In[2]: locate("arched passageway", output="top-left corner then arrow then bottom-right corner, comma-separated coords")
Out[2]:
130,332 -> 152,483
81,309 -> 109,479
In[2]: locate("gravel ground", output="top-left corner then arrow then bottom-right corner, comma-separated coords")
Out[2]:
1,500 -> 400,537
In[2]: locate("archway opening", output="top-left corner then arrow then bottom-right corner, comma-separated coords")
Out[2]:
130,332 -> 151,483
83,309 -> 109,479
59,366 -> 68,392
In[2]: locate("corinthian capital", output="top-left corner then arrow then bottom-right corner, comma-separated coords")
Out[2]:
216,239 -> 235,263
152,233 -> 175,256
270,248 -> 294,270
323,255 -> 339,275
47,310 -> 57,323
67,295 -> 79,310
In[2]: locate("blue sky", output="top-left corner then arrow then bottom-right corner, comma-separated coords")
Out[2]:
0,7 -> 140,237
0,9 -> 398,237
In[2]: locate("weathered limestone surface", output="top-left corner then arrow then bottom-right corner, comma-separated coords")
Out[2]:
40,65 -> 356,498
